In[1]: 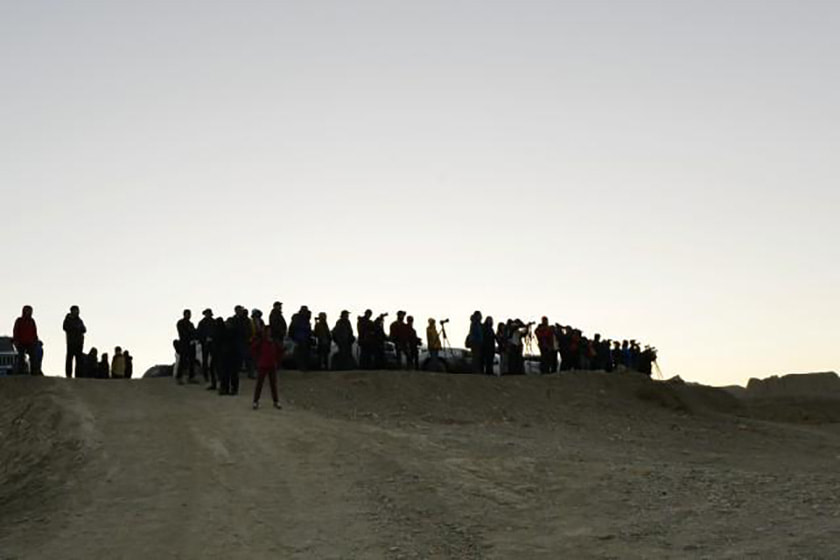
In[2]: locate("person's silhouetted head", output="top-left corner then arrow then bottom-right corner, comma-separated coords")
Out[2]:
407,315 -> 414,325
101,353 -> 109,362
114,346 -> 122,355
21,305 -> 33,317
364,309 -> 372,318
273,301 -> 282,310
397,310 -> 406,320
541,316 -> 548,326
318,312 -> 327,321
340,310 -> 349,318
484,316 -> 494,327
428,318 -> 436,326
70,305 -> 80,317
203,309 -> 213,318
183,309 -> 191,320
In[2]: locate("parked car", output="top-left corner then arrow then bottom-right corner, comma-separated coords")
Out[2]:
0,336 -> 22,376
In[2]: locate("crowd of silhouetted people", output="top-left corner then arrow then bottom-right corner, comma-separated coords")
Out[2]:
8,305 -> 133,379
172,303 -> 658,409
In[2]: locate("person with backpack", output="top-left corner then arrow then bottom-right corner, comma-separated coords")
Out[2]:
251,329 -> 282,410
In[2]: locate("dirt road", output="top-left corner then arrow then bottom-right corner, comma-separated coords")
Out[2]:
1,372 -> 839,559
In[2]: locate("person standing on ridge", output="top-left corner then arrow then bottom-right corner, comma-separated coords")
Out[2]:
331,310 -> 356,370
313,312 -> 332,370
426,319 -> 441,362
196,308 -> 215,384
269,301 -> 287,343
63,305 -> 86,378
357,310 -> 374,369
111,347 -> 126,379
176,309 -> 197,384
389,311 -> 409,368
251,329 -> 282,410
13,305 -> 41,375
406,315 -> 421,370
124,350 -> 134,379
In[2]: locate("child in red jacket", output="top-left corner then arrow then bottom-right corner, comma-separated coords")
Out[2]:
251,329 -> 282,409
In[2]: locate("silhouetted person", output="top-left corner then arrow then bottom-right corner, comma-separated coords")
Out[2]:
98,353 -> 110,379
467,311 -> 483,373
196,308 -> 215,384
357,310 -> 374,369
426,319 -> 441,361
535,317 -> 556,374
371,314 -> 387,369
83,348 -> 98,379
313,312 -> 332,370
217,317 -> 240,396
481,316 -> 496,375
289,305 -> 312,371
63,305 -> 86,378
231,306 -> 252,377
13,305 -> 40,375
389,311 -> 410,369
251,329 -> 282,410
496,322 -> 509,375
507,320 -> 527,374
176,309 -> 197,385
406,315 -> 421,370
331,310 -> 356,370
269,301 -> 287,342
124,350 -> 134,379
111,347 -> 126,379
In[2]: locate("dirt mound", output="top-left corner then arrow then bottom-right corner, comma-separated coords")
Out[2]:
0,378 -> 98,528
745,371 -> 840,399
278,370 -> 743,427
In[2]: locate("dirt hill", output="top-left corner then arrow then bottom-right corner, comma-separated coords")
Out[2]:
1,371 -> 839,559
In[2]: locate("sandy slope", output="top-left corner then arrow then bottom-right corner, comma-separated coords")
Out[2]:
1,372 -> 839,559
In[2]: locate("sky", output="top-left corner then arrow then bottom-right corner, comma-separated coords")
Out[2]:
2,0 -> 838,386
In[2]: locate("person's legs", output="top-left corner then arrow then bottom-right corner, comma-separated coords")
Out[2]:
230,364 -> 239,394
268,369 -> 279,404
253,368 -> 267,403
65,346 -> 74,378
202,345 -> 210,382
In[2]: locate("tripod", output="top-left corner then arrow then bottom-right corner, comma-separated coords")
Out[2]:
440,322 -> 452,354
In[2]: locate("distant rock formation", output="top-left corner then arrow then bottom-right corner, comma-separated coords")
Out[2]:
744,372 -> 840,399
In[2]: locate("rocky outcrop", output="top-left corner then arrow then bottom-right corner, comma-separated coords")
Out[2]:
744,372 -> 840,399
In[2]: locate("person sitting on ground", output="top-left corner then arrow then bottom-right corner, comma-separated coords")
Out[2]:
12,305 -> 41,375
111,347 -> 126,379
251,329 -> 282,410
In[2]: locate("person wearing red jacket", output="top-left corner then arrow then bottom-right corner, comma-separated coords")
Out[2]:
250,329 -> 282,410
13,305 -> 41,375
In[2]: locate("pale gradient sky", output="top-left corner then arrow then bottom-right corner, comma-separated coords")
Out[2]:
2,0 -> 838,386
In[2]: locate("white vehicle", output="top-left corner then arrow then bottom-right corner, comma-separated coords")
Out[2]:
0,336 -> 21,375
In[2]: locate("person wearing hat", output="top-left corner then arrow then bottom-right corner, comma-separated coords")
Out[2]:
331,310 -> 356,370
197,308 -> 216,387
389,311 -> 410,369
313,312 -> 332,370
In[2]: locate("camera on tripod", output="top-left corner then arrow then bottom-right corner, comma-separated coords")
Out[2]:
378,312 -> 389,319
440,318 -> 450,325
